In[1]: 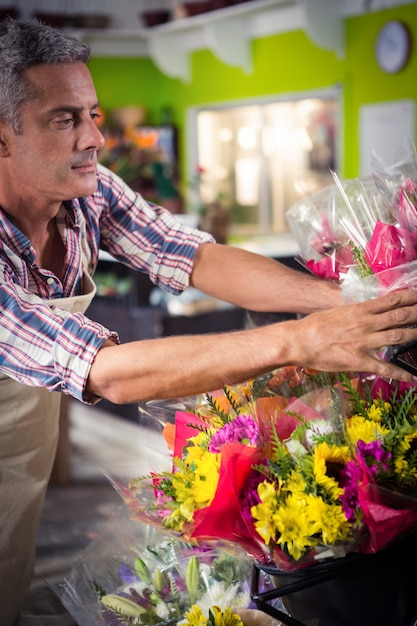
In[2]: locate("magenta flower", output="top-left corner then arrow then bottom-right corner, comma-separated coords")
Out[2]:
340,460 -> 363,522
339,440 -> 391,523
208,415 -> 260,453
364,220 -> 417,273
306,256 -> 341,281
240,469 -> 264,526
371,377 -> 415,402
356,439 -> 391,475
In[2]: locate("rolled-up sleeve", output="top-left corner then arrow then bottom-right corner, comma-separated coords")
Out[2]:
0,283 -> 118,402
93,166 -> 215,295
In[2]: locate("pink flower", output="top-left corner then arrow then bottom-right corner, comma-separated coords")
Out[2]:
310,216 -> 341,256
364,220 -> 417,273
306,256 -> 341,281
370,377 -> 416,401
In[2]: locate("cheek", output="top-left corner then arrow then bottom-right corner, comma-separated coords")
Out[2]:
11,145 -> 71,196
16,154 -> 62,186
17,141 -> 66,175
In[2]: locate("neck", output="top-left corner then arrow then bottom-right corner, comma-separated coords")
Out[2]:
5,209 -> 66,280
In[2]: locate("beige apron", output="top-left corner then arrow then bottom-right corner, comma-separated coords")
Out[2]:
0,271 -> 96,626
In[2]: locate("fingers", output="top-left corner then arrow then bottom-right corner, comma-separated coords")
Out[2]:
354,353 -> 417,384
284,293 -> 417,383
360,289 -> 417,319
354,290 -> 417,348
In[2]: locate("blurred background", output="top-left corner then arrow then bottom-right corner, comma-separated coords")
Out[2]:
3,0 -> 415,619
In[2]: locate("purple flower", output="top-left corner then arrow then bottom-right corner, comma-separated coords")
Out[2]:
100,610 -> 125,625
135,587 -> 152,609
339,440 -> 392,522
118,563 -> 138,585
339,460 -> 363,522
240,470 -> 264,526
357,439 -> 391,475
208,415 -> 260,453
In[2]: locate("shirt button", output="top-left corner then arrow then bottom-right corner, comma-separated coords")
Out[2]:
47,277 -> 55,285
23,249 -> 30,256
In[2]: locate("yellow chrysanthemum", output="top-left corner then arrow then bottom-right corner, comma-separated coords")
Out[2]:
166,450 -> 221,529
272,494 -> 316,560
183,450 -> 220,504
305,495 -> 351,544
313,442 -> 350,499
394,431 -> 417,479
186,431 -> 212,459
251,481 -> 281,545
165,503 -> 194,530
258,479 -> 280,504
284,470 -> 306,495
346,415 -> 389,446
365,400 -> 391,422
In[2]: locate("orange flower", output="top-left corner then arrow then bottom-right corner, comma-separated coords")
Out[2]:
163,422 -> 176,451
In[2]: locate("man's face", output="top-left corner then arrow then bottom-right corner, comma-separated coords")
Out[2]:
4,62 -> 105,204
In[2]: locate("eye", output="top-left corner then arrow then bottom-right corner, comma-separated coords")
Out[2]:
92,107 -> 104,127
56,116 -> 74,128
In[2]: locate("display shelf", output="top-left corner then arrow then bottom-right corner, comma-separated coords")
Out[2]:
72,0 -> 344,81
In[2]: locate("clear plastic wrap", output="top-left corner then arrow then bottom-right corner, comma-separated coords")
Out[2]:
50,508 -> 253,625
286,137 -> 417,304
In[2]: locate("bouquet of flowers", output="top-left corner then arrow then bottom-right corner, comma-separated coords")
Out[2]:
50,508 -> 257,626
285,136 -> 417,303
107,367 -> 417,575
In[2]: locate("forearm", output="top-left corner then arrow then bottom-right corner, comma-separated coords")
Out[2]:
86,289 -> 417,404
86,326 -> 286,404
190,242 -> 343,314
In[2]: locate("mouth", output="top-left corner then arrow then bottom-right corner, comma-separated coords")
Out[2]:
71,161 -> 97,174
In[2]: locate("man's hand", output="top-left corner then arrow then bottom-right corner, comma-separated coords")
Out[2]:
284,289 -> 417,381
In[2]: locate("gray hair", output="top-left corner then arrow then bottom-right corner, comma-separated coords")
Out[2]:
0,18 -> 91,133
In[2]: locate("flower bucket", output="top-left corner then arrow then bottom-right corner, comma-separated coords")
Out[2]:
251,529 -> 417,626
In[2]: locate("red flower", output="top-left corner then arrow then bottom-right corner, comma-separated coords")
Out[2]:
190,442 -> 266,559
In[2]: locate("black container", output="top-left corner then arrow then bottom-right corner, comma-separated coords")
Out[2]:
33,12 -> 70,28
141,9 -> 171,27
0,7 -> 18,21
251,530 -> 417,626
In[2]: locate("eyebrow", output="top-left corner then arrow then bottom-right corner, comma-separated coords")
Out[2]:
49,102 -> 100,115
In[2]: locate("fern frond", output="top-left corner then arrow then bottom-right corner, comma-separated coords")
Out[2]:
204,393 -> 231,423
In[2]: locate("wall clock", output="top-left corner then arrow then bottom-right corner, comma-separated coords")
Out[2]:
375,20 -> 411,74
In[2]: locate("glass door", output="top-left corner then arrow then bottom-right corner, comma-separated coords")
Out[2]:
189,89 -> 340,237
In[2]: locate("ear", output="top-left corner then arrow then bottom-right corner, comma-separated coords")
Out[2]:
0,120 -> 11,157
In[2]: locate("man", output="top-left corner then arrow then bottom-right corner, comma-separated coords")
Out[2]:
1,18 -> 417,625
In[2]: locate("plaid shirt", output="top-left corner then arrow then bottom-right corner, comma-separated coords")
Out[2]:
0,164 -> 213,402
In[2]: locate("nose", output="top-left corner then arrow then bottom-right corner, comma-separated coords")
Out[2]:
79,117 -> 106,152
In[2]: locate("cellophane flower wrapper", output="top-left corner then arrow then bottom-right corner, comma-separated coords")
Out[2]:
371,132 -> 417,212
105,367 -> 417,578
286,137 -> 417,306
285,177 -> 383,283
49,507 -> 253,625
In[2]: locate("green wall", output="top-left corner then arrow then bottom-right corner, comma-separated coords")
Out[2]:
89,3 -> 417,185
